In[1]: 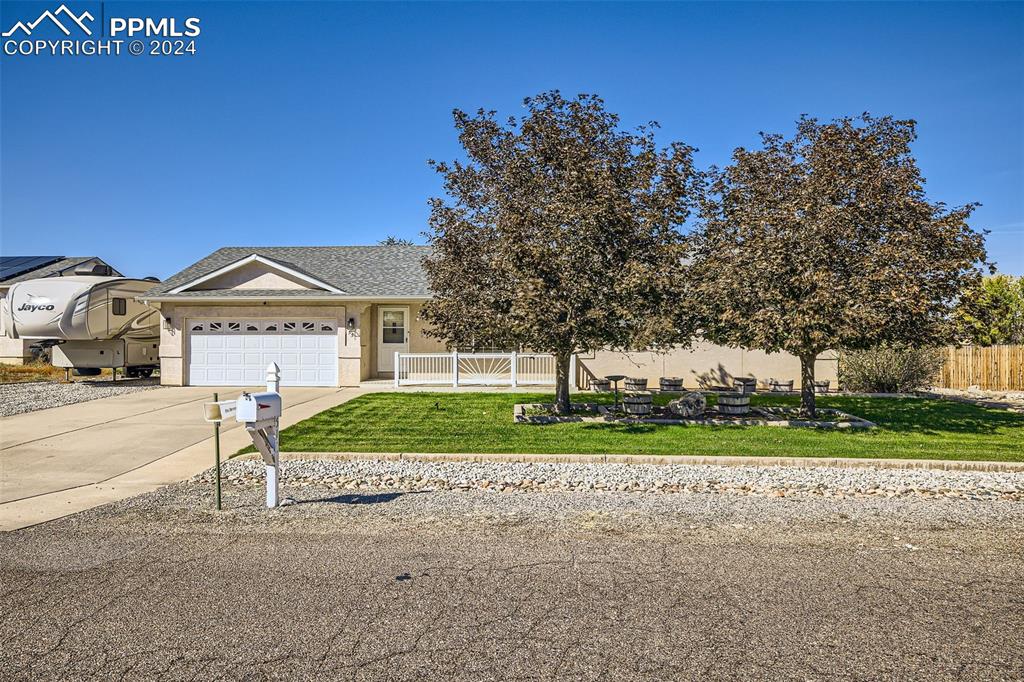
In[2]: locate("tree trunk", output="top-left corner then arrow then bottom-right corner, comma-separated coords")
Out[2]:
799,353 -> 817,418
554,352 -> 573,414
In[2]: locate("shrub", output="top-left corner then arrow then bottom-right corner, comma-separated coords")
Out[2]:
954,274 -> 1024,346
839,345 -> 944,393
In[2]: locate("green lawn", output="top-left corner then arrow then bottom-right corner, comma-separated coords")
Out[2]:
260,392 -> 1024,462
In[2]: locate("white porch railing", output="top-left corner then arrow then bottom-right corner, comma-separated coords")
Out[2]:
394,351 -> 570,387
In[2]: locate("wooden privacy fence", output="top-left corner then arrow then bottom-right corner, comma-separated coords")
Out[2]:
937,345 -> 1024,391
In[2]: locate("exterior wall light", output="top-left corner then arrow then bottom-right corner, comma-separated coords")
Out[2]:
347,317 -> 356,330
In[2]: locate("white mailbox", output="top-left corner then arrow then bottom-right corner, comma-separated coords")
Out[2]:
235,391 -> 282,423
199,363 -> 284,509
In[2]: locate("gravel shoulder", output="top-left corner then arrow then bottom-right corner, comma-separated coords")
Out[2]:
2,463 -> 1022,680
0,377 -> 162,417
208,457 -> 1024,502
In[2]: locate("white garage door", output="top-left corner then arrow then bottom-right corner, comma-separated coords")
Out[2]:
188,318 -> 338,387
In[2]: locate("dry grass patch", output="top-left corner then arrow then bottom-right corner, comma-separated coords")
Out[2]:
0,362 -> 112,383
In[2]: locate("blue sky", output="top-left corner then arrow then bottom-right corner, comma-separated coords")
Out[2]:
1,1 -> 1022,279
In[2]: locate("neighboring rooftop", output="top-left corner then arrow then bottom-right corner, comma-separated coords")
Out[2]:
143,245 -> 432,299
0,256 -> 120,285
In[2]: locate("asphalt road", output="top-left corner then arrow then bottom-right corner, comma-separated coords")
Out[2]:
1,483 -> 1022,680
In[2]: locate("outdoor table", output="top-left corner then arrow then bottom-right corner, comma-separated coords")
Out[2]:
605,374 -> 627,411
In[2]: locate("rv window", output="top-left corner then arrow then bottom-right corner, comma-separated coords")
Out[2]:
112,298 -> 127,316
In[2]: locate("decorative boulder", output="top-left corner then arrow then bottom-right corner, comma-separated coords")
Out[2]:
669,392 -> 706,418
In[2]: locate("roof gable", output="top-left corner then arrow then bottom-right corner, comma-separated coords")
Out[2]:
146,245 -> 432,299
168,254 -> 344,294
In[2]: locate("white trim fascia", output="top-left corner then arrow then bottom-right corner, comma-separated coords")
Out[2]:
139,295 -> 432,304
167,254 -> 346,294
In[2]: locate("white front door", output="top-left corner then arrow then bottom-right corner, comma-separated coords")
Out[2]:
188,318 -> 338,387
377,306 -> 409,373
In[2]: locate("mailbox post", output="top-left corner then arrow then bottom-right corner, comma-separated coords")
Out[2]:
203,394 -> 238,510
236,363 -> 283,508
213,392 -> 221,510
203,362 -> 284,509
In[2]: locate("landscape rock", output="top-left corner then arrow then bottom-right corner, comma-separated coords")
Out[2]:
668,392 -> 707,417
0,378 -> 161,417
195,458 -> 1024,503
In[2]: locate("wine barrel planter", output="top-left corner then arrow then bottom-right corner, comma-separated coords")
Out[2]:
623,393 -> 653,416
659,377 -> 684,392
590,378 -> 611,392
768,380 -> 794,393
717,392 -> 751,415
732,377 -> 757,394
624,377 -> 648,392
813,380 -> 830,394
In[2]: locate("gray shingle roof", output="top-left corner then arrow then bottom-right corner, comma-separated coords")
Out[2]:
143,246 -> 432,298
0,257 -> 119,285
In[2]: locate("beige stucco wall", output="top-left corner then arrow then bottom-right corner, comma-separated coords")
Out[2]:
0,336 -> 31,365
356,303 -> 373,381
153,292 -> 834,391
408,302 -> 447,353
577,343 -> 839,390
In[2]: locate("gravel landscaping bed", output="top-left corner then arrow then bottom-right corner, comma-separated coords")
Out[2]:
199,458 -> 1024,502
0,378 -> 162,417
925,387 -> 1024,413
146,473 -> 1024,531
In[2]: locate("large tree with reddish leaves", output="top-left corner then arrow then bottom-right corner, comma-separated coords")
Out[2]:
688,114 -> 989,416
422,91 -> 702,413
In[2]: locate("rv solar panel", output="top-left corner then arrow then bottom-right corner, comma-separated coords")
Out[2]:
0,256 -> 65,282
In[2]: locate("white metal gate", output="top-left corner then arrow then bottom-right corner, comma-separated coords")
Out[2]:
394,351 -> 562,387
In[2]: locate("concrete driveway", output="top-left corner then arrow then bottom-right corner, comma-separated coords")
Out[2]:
0,385 -> 360,530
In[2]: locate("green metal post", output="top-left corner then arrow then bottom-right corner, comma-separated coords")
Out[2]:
214,392 -> 222,511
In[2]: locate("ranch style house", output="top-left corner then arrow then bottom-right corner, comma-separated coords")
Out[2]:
140,245 -> 839,389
